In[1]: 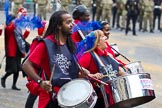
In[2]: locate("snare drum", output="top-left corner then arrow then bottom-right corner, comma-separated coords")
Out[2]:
106,73 -> 155,108
57,78 -> 98,108
126,61 -> 144,74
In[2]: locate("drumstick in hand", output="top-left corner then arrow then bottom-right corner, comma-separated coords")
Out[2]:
49,64 -> 55,83
110,46 -> 131,62
88,74 -> 108,86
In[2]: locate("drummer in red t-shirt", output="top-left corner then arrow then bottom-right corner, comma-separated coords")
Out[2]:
22,10 -> 90,108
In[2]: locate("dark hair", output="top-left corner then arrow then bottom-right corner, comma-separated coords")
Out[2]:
44,10 -> 68,37
72,5 -> 87,20
99,21 -> 109,29
44,10 -> 76,54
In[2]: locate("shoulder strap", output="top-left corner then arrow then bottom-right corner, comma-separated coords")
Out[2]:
90,51 -> 105,67
43,38 -> 55,80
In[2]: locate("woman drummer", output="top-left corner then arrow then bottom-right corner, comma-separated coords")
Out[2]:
77,30 -> 127,108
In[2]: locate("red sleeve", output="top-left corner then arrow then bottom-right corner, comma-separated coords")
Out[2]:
71,32 -> 82,42
7,22 -> 15,30
78,53 -> 91,69
28,42 -> 50,78
23,30 -> 30,39
78,52 -> 98,74
37,27 -> 45,36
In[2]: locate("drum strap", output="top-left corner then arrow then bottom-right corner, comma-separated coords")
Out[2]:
100,84 -> 109,108
91,51 -> 105,67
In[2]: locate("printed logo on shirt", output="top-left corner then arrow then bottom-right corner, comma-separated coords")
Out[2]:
54,54 -> 71,75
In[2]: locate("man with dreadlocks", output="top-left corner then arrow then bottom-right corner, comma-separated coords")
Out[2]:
22,10 -> 90,108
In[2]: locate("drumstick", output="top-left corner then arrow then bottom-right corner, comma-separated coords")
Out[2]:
110,46 -> 131,62
88,74 -> 108,86
72,22 -> 85,39
49,64 -> 55,83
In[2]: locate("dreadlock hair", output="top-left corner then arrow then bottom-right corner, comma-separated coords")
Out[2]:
43,10 -> 76,54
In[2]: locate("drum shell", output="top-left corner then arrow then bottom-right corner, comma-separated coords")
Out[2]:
107,73 -> 155,108
126,61 -> 144,74
57,78 -> 98,108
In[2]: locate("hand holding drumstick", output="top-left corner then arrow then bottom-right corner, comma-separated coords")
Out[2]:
40,64 -> 55,92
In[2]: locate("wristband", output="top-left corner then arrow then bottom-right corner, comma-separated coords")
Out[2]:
37,79 -> 43,85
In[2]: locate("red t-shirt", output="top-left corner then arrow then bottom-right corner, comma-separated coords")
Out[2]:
28,35 -> 56,78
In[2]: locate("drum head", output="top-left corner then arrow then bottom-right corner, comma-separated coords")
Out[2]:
57,79 -> 92,107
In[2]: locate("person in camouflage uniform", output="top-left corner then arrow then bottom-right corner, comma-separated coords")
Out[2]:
60,0 -> 71,11
95,0 -> 103,21
12,0 -> 25,15
35,0 -> 48,20
138,0 -> 145,31
116,0 -> 127,30
101,0 -> 113,25
79,0 -> 92,12
143,0 -> 154,33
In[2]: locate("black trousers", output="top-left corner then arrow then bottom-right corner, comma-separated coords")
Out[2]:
153,8 -> 161,30
112,6 -> 117,28
25,93 -> 37,108
126,14 -> 138,35
46,99 -> 60,108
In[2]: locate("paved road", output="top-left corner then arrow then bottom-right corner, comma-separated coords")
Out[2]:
0,11 -> 162,108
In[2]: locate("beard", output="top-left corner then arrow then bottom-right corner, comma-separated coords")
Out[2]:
61,29 -> 72,37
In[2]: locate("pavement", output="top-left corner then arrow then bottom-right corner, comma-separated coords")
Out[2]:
0,10 -> 162,108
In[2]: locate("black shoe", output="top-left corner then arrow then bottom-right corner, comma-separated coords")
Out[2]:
139,28 -> 142,31
160,29 -> 162,32
120,28 -> 125,31
143,29 -> 148,32
128,27 -> 131,31
150,30 -> 154,33
1,78 -> 6,88
133,34 -> 137,36
116,26 -> 120,29
12,86 -> 21,91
